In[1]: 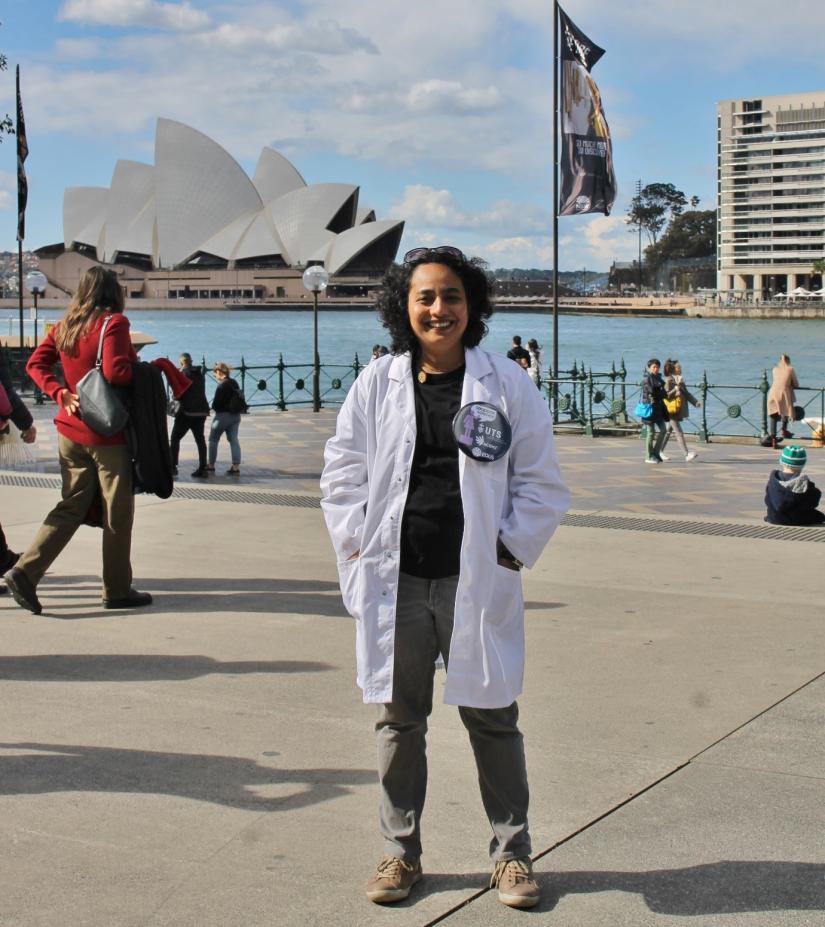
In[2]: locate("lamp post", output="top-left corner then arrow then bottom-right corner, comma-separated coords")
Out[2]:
301,264 -> 329,413
24,271 -> 47,348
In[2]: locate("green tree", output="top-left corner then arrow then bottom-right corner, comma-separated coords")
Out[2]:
812,258 -> 825,283
645,210 -> 716,266
626,183 -> 688,245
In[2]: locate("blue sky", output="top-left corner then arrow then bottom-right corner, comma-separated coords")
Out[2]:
2,0 -> 825,271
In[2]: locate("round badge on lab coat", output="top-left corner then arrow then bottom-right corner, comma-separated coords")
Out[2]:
452,402 -> 512,462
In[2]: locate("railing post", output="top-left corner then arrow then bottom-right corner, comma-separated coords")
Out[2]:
620,357 -> 627,414
698,370 -> 709,442
277,353 -> 286,411
586,368 -> 595,436
759,369 -> 769,440
353,353 -> 362,379
578,364 -> 586,425
569,361 -> 579,420
239,356 -> 247,397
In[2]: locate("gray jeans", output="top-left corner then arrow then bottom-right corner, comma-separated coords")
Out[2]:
376,572 -> 531,863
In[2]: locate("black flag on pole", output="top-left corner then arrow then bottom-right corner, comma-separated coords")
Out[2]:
557,6 -> 616,216
16,65 -> 28,242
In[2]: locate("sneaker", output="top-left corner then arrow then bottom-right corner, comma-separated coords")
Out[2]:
644,457 -> 660,464
365,856 -> 422,904
103,589 -> 153,610
658,452 -> 670,461
491,857 -> 541,909
226,466 -> 240,476
781,429 -> 794,439
4,568 -> 42,615
685,451 -> 698,462
191,467 -> 208,478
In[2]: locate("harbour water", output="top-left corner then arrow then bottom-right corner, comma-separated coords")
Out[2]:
5,308 -> 825,387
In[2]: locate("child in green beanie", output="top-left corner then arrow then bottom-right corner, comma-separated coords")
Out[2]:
764,445 -> 825,525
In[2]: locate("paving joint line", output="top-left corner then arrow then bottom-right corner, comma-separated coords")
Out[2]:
424,667 -> 825,925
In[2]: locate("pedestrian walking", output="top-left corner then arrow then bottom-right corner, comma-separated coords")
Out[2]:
170,352 -> 209,478
762,354 -> 799,448
207,362 -> 243,475
641,358 -> 669,464
0,350 -> 37,593
321,245 -> 570,909
661,359 -> 700,462
526,338 -> 543,388
3,266 -> 152,614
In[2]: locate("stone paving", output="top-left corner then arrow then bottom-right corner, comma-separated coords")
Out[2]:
10,401 -> 821,520
2,400 -> 824,926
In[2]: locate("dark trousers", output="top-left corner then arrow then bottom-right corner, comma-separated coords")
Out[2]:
769,414 -> 790,438
170,414 -> 207,468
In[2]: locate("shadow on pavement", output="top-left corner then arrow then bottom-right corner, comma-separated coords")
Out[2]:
24,575 -> 349,619
0,742 -> 374,812
544,861 -> 825,915
0,654 -> 333,682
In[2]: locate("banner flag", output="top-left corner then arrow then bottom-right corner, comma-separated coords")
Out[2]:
16,65 -> 28,242
557,6 -> 616,216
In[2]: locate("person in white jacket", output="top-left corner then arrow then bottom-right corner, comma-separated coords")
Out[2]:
320,246 -> 570,909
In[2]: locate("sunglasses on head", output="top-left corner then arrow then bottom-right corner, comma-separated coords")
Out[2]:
403,246 -> 466,265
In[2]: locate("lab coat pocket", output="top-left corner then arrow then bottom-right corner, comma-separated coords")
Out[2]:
336,557 -> 361,619
487,563 -> 523,626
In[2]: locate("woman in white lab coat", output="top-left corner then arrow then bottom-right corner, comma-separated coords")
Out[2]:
320,246 -> 569,909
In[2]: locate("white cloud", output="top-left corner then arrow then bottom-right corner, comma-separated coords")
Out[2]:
390,185 -> 551,236
59,0 -> 211,31
0,170 -> 13,211
202,20 -> 377,55
405,80 -> 503,114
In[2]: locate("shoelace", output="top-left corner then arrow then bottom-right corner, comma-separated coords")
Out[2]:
376,857 -> 415,878
491,858 -> 532,888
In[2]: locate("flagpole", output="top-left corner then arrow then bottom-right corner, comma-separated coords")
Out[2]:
551,0 -> 559,422
16,66 -> 24,358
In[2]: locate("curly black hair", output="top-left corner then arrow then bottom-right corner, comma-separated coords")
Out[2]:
375,249 -> 495,355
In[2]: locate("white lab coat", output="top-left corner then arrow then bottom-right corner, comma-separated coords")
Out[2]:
320,347 -> 570,709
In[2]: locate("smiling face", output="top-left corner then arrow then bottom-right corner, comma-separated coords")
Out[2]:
407,262 -> 469,367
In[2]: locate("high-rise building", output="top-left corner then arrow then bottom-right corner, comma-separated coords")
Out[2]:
717,91 -> 825,298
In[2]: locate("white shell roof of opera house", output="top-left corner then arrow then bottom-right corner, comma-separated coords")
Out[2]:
63,118 -> 403,274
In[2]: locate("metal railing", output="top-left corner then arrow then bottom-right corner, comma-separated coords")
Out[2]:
7,341 -> 825,442
199,354 -> 364,410
544,361 -> 825,442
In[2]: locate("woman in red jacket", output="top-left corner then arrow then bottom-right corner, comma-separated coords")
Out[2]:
3,266 -> 152,615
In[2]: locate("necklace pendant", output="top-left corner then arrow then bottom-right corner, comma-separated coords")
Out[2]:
417,370 -> 428,384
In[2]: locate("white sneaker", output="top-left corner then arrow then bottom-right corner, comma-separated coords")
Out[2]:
659,453 -> 670,461
645,457 -> 659,464
685,451 -> 697,462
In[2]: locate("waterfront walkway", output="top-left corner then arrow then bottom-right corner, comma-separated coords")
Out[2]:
1,407 -> 824,926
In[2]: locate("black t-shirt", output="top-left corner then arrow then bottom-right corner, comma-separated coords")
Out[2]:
400,366 -> 465,578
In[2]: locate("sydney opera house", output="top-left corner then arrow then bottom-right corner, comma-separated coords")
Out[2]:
35,118 -> 405,306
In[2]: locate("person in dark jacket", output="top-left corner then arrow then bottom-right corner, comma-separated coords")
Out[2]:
642,358 -> 669,464
0,351 -> 37,589
170,353 -> 209,478
764,445 -> 825,526
506,335 -> 530,367
207,361 -> 242,475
